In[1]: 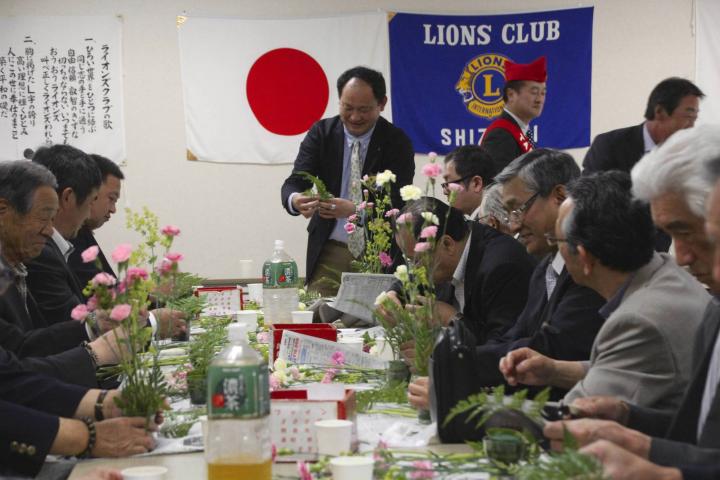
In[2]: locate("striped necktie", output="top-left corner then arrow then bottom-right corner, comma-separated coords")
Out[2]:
347,140 -> 365,258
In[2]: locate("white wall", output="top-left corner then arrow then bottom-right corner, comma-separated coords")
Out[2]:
0,0 -> 696,279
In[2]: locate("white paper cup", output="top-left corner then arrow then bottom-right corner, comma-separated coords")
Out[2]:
330,456 -> 374,480
235,310 -> 259,330
247,283 -> 264,305
338,336 -> 364,352
238,259 -> 255,279
121,466 -> 168,480
291,310 -> 314,324
314,419 -> 353,456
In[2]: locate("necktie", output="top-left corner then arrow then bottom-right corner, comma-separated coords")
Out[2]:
525,128 -> 536,149
14,269 -> 30,316
347,140 -> 365,258
545,260 -> 558,300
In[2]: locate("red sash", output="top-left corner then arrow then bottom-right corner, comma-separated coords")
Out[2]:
482,118 -> 533,153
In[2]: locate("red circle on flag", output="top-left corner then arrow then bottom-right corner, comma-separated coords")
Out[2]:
246,48 -> 329,136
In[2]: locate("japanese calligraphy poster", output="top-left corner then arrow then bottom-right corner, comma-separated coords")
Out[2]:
0,16 -> 125,162
696,0 -> 720,124
178,13 -> 388,164
389,8 -> 593,154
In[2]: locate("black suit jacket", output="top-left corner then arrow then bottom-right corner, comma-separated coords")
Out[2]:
280,116 -> 415,280
471,254 -> 607,388
26,238 -> 85,325
480,111 -> 526,176
582,123 -> 645,174
0,348 -> 88,477
458,223 -> 536,345
68,226 -> 116,294
629,298 -> 720,466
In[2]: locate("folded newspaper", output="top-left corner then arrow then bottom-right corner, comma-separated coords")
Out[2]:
277,330 -> 388,370
331,272 -> 396,323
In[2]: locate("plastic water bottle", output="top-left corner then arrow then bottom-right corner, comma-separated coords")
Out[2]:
205,323 -> 271,479
262,240 -> 299,324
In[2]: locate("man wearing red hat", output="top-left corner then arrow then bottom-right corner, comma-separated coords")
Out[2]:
481,56 -> 547,175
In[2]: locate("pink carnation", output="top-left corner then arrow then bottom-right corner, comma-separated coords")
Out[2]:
344,222 -> 356,234
269,374 -> 281,391
81,246 -> 99,263
331,351 -> 345,366
367,202 -> 374,209
428,151 -> 438,160
297,461 -> 313,480
92,272 -> 116,286
379,251 -> 393,267
256,331 -> 270,344
420,226 -> 438,239
422,162 -> 443,178
111,243 -> 133,263
165,252 -> 184,263
385,208 -> 400,218
161,225 -> 181,237
157,258 -> 173,275
357,201 -> 367,210
410,460 -> 434,478
396,213 -> 413,224
70,304 -> 89,321
414,242 -> 431,253
347,213 -> 358,223
321,369 -> 337,384
447,183 -> 465,193
109,304 -> 132,322
86,295 -> 98,311
126,267 -> 149,282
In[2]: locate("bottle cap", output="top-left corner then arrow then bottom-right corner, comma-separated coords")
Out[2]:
274,239 -> 284,250
228,323 -> 248,343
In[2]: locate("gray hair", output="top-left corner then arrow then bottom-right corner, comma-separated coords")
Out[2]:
480,183 -> 506,220
494,148 -> 580,197
0,160 -> 57,214
632,124 -> 720,218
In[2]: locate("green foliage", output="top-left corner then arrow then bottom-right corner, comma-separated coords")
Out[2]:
187,317 -> 230,382
350,175 -> 395,274
356,381 -> 410,413
166,294 -> 207,318
514,448 -> 606,479
125,206 -> 164,266
113,350 -> 168,419
160,408 -> 205,438
298,171 -> 333,201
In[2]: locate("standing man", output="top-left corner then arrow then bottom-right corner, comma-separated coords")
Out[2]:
281,66 -> 415,295
68,154 -> 124,289
481,56 -> 547,174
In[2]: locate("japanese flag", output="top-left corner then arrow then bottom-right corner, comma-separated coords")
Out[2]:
178,13 -> 390,164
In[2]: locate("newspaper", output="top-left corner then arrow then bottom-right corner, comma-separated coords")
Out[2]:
277,330 -> 388,370
331,273 -> 396,322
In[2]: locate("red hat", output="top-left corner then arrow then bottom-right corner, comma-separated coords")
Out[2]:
504,56 -> 547,83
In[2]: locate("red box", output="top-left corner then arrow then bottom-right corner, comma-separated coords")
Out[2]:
270,389 -> 357,461
270,323 -> 337,362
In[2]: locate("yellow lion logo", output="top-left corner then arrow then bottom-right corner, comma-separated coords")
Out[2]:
455,53 -> 510,119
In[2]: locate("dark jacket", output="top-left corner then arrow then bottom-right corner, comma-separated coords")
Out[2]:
68,226 -> 116,294
480,111 -> 527,176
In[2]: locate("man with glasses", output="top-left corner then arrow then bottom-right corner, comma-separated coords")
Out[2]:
281,66 -> 415,295
500,171 -> 708,411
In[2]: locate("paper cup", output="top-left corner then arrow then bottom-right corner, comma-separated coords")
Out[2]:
338,336 -> 364,352
314,419 -> 353,456
291,310 -> 314,324
329,456 -> 374,480
238,259 -> 255,279
121,466 -> 168,480
235,310 -> 259,330
247,283 -> 263,305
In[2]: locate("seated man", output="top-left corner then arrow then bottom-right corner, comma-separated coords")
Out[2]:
500,171 -> 709,412
477,183 -> 514,235
541,125 -> 720,469
68,154 -> 123,289
0,347 -> 157,478
440,145 -> 498,221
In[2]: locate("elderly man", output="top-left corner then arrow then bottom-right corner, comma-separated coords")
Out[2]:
500,171 -> 709,412
68,154 -> 124,289
480,56 -> 547,173
540,126 -> 720,471
477,183 -> 513,235
281,66 -> 414,296
440,145 -> 498,220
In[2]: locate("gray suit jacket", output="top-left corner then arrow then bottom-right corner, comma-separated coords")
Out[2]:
565,253 -> 709,412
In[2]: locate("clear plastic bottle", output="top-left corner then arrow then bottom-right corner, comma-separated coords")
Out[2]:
262,240 -> 299,325
205,323 -> 271,480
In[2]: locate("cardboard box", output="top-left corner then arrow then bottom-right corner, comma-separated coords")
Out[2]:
270,389 -> 357,461
270,323 -> 337,362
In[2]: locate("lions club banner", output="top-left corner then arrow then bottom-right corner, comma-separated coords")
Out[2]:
178,13 -> 389,164
389,8 -> 593,154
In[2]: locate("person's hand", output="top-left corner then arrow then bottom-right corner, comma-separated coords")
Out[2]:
543,418 -> 651,458
90,326 -> 131,365
151,308 -> 187,339
570,397 -> 631,424
292,194 -> 319,218
317,198 -> 356,219
92,417 -> 158,457
76,468 -> 123,480
103,391 -> 168,426
580,440 -> 682,480
434,300 -> 458,326
375,290 -> 403,327
499,347 -> 555,386
400,340 -> 416,372
408,376 -> 429,410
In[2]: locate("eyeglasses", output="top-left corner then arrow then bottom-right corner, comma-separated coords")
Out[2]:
441,174 -> 476,192
544,233 -> 568,247
507,192 -> 539,225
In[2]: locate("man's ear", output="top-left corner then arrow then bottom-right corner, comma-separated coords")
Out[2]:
576,244 -> 595,276
58,187 -> 74,209
654,104 -> 669,120
469,175 -> 484,194
552,184 -> 567,206
441,234 -> 458,255
378,95 -> 388,111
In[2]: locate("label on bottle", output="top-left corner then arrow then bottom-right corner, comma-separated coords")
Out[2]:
207,364 -> 270,419
262,261 -> 297,288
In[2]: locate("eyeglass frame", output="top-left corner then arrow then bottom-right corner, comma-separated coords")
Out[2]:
506,192 -> 539,225
544,232 -> 568,247
440,173 -> 477,192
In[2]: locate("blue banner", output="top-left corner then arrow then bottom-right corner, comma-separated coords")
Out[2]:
389,8 -> 593,154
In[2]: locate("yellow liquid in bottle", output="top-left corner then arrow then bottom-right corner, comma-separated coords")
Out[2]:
207,456 -> 272,480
